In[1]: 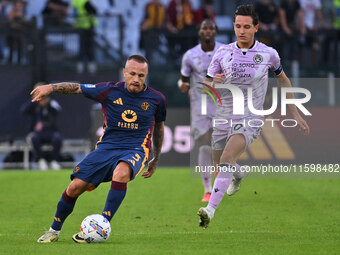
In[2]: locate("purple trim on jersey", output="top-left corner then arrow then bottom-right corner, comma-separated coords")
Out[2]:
151,96 -> 159,106
150,97 -> 161,124
96,82 -> 111,87
147,87 -> 167,108
94,82 -> 120,102
140,88 -> 158,150
101,103 -> 108,128
146,87 -> 167,122
145,118 -> 155,151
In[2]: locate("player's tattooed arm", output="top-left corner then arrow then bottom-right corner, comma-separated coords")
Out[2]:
152,121 -> 164,162
30,82 -> 82,102
142,121 -> 164,178
51,82 -> 82,94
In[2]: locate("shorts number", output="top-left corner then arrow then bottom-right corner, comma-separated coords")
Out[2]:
128,153 -> 141,167
233,124 -> 243,131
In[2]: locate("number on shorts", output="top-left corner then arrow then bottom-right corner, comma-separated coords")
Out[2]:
233,124 -> 243,131
128,153 -> 141,166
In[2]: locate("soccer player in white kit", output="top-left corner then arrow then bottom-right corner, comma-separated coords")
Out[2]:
179,19 -> 223,202
197,5 -> 310,228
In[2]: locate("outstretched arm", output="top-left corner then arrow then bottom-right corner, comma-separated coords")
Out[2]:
276,72 -> 310,135
142,121 -> 164,178
30,82 -> 82,102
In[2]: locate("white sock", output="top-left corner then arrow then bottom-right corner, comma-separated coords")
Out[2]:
206,205 -> 216,216
49,227 -> 60,234
198,145 -> 213,194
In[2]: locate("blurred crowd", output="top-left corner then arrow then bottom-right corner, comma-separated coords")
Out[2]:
0,0 -> 28,64
0,0 -> 339,72
139,0 -> 339,70
0,0 -> 98,69
140,0 -> 216,60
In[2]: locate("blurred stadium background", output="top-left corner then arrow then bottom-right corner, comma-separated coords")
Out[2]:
0,0 -> 339,169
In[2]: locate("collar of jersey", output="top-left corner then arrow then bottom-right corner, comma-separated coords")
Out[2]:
234,40 -> 257,51
123,82 -> 148,96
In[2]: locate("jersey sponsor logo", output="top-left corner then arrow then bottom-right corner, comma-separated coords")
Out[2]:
117,121 -> 139,129
253,54 -> 263,64
118,109 -> 139,129
84,84 -> 96,88
113,98 -> 123,105
141,101 -> 150,111
121,110 -> 137,122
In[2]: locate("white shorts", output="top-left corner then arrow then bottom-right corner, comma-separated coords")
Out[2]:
211,122 -> 262,151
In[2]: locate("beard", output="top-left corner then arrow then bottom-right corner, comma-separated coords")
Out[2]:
205,39 -> 211,44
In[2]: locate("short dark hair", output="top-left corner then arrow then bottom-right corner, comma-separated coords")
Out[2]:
233,5 -> 259,26
127,54 -> 148,65
199,19 -> 218,31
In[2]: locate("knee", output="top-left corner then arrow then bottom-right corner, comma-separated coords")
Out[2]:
112,169 -> 130,182
112,162 -> 131,183
66,185 -> 81,197
66,180 -> 88,197
220,152 -> 236,165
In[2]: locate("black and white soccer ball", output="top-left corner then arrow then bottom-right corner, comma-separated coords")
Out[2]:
80,214 -> 111,243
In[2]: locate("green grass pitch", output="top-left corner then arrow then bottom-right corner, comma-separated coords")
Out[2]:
0,168 -> 339,255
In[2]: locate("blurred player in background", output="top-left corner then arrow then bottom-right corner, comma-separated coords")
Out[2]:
21,84 -> 62,171
34,55 -> 166,243
179,19 -> 223,202
197,5 -> 310,229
